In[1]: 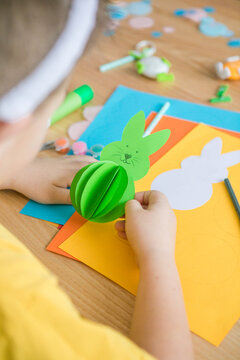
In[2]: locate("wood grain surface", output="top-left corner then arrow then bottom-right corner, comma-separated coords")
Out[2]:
0,1 -> 239,359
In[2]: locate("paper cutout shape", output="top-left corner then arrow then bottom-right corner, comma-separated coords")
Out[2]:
70,111 -> 170,222
152,137 -> 240,210
20,86 -> 240,225
199,17 -> 234,37
59,124 -> 240,346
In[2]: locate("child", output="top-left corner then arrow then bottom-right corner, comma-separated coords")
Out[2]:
0,1 -> 194,359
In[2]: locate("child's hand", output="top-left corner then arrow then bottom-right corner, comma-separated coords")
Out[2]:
115,191 -> 176,267
2,156 -> 96,204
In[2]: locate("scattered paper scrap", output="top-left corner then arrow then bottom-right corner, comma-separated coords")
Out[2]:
129,16 -> 154,29
163,26 -> 175,33
227,38 -> 240,47
127,1 -> 152,16
199,17 -> 234,37
151,31 -> 162,37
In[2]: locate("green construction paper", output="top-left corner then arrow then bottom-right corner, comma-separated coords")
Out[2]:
70,162 -> 103,211
101,111 -> 171,181
142,129 -> 171,155
71,110 -> 170,223
93,166 -> 128,219
70,161 -> 134,222
80,162 -> 121,219
93,180 -> 135,223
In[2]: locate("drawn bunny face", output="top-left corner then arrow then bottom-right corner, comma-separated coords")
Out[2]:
71,110 -> 171,223
101,111 -> 171,180
151,137 -> 240,210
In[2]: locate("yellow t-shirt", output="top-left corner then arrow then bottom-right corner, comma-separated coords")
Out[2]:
0,224 -> 154,360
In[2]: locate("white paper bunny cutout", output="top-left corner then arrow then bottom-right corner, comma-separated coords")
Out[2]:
151,137 -> 240,210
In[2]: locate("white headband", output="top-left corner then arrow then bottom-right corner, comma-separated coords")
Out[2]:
0,0 -> 98,123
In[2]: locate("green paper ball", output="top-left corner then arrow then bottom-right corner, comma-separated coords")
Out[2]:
70,161 -> 135,223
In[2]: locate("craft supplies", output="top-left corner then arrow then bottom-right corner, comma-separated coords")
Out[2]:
215,56 -> 240,80
162,26 -> 175,33
70,111 -> 170,223
40,137 -> 70,154
88,144 -> 104,159
54,138 -> 70,154
52,124 -> 240,347
68,121 -> 89,141
224,178 -> 240,218
210,96 -> 232,104
40,140 -> 55,151
174,8 -> 208,22
99,40 -> 156,72
83,105 -> 103,121
199,17 -> 234,37
210,84 -> 232,103
20,86 -> 240,225
72,141 -> 87,155
127,1 -> 152,16
136,56 -> 174,81
143,102 -> 170,136
50,85 -> 94,125
129,16 -> 154,29
151,31 -> 162,37
227,38 -> 240,47
68,106 -> 103,141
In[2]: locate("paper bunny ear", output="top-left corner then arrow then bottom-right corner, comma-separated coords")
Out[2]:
121,110 -> 145,143
221,150 -> 240,168
141,129 -> 171,156
201,137 -> 222,158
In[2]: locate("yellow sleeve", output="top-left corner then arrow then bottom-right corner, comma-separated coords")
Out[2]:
0,224 -> 155,360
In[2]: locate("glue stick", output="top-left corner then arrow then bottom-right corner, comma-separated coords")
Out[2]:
50,85 -> 94,126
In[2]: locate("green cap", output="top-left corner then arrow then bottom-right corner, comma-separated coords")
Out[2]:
74,85 -> 94,105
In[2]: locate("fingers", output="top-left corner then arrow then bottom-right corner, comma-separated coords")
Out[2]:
134,191 -> 170,210
115,220 -> 127,239
115,220 -> 125,232
117,231 -> 127,240
115,221 -> 127,239
51,186 -> 72,204
65,155 -> 97,163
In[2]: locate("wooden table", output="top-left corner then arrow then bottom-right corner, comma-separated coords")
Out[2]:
0,1 -> 239,359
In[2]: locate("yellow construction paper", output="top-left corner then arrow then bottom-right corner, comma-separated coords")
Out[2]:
60,124 -> 240,346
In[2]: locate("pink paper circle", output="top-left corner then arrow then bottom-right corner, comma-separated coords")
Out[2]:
129,16 -> 154,29
68,121 -> 90,141
163,26 -> 175,33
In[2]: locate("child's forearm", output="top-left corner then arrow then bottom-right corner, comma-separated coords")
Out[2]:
130,254 -> 194,360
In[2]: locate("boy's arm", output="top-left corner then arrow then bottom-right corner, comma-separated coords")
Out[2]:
115,191 -> 194,360
0,156 -> 95,204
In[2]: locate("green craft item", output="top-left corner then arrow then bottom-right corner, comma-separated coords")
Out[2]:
216,84 -> 229,98
209,96 -> 232,103
70,161 -> 135,223
50,85 -> 94,125
70,110 -> 171,223
101,111 -> 171,180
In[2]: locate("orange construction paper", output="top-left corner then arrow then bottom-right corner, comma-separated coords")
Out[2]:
47,113 -> 198,256
46,212 -> 86,258
47,113 -> 239,263
59,124 -> 240,346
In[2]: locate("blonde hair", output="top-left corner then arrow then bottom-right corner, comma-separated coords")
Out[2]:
0,0 -> 71,96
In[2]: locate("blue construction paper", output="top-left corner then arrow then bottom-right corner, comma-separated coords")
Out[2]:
21,85 -> 240,225
20,201 -> 75,225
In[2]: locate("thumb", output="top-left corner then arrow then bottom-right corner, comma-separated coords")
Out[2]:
125,198 -> 143,216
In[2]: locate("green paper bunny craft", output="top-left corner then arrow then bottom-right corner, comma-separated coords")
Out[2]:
70,111 -> 171,223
